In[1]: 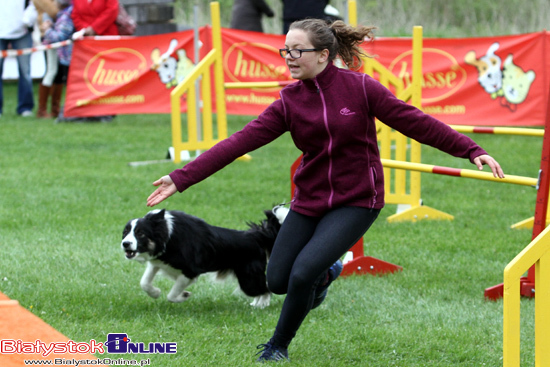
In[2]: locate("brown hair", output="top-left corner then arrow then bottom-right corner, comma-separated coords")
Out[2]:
288,19 -> 376,70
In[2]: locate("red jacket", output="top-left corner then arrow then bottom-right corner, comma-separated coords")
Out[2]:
169,63 -> 487,216
72,0 -> 119,36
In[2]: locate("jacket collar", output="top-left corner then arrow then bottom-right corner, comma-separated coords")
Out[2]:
301,62 -> 338,92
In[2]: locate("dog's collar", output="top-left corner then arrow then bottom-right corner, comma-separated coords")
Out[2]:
151,243 -> 167,260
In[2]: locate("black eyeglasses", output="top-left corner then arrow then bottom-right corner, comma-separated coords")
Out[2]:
279,48 -> 319,59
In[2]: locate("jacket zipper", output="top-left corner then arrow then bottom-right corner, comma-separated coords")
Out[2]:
314,79 -> 335,208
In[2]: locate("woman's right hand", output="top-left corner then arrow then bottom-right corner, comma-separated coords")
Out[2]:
146,175 -> 177,207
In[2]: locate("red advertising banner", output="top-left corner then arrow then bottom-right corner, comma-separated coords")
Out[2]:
364,31 -> 550,126
219,28 -> 290,116
65,28 -> 550,126
64,30 -> 201,117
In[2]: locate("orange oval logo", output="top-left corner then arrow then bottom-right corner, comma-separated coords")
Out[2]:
223,42 -> 290,91
84,48 -> 148,96
388,48 -> 467,103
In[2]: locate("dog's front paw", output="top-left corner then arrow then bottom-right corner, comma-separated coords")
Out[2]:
143,286 -> 161,299
250,293 -> 271,308
167,291 -> 192,303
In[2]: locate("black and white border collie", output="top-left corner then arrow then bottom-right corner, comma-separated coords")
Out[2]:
121,207 -> 288,308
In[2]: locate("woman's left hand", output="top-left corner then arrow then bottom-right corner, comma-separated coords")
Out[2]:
147,175 -> 177,207
473,154 -> 505,179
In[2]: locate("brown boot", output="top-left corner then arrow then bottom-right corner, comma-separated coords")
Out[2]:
37,84 -> 52,118
51,84 -> 64,118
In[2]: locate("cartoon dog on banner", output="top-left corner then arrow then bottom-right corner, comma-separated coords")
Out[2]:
464,42 -> 535,112
151,39 -> 195,89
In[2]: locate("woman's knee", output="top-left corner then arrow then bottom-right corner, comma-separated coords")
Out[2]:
266,274 -> 287,295
288,267 -> 320,294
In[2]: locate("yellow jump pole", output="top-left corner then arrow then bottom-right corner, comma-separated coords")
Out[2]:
408,25 -> 423,207
210,2 -> 227,141
503,224 -> 550,367
348,0 -> 357,26
381,159 -> 538,187
211,2 -> 252,161
449,125 -> 544,137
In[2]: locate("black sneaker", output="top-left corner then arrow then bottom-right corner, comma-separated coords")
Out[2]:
311,259 -> 343,309
256,342 -> 289,363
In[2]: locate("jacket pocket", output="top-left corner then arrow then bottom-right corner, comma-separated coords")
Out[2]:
370,165 -> 378,206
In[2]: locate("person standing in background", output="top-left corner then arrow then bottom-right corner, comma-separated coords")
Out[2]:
72,0 -> 119,36
0,0 -> 37,117
230,0 -> 275,33
41,0 -> 74,119
33,0 -> 60,118
281,0 -> 328,34
63,0 -> 118,122
33,0 -> 59,21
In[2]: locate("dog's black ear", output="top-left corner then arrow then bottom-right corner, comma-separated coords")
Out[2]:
264,210 -> 282,227
150,209 -> 166,221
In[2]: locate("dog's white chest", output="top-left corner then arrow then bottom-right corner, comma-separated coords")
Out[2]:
149,259 -> 181,281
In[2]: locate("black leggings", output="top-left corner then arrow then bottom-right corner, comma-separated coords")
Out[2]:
267,206 -> 380,347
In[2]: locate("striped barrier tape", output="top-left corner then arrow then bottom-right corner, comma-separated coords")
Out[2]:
0,29 -> 85,59
0,39 -> 72,59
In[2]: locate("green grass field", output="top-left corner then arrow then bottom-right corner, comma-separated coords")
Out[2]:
0,81 -> 541,366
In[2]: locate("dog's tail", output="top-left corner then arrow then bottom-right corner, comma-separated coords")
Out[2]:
246,209 -> 285,256
272,204 -> 289,225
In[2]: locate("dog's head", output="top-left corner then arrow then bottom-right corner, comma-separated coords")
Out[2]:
121,209 -> 172,262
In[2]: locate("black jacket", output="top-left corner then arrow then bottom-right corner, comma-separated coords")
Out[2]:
282,0 -> 329,33
230,0 -> 274,32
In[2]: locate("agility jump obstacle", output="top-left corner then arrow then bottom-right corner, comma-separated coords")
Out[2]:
502,225 -> 550,367
350,0 -> 550,362
383,128 -> 550,303
500,92 -> 550,365
386,86 -> 550,366
361,19 -> 549,300
169,2 -> 288,164
169,3 -> 227,164
443,124 -> 550,229
376,71 -> 550,367
361,26 -> 456,225
449,125 -> 550,230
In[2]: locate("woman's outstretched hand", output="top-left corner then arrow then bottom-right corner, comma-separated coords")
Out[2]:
147,175 -> 177,207
473,154 -> 505,179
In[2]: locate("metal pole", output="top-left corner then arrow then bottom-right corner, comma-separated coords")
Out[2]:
344,0 -> 349,24
194,4 -> 202,144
